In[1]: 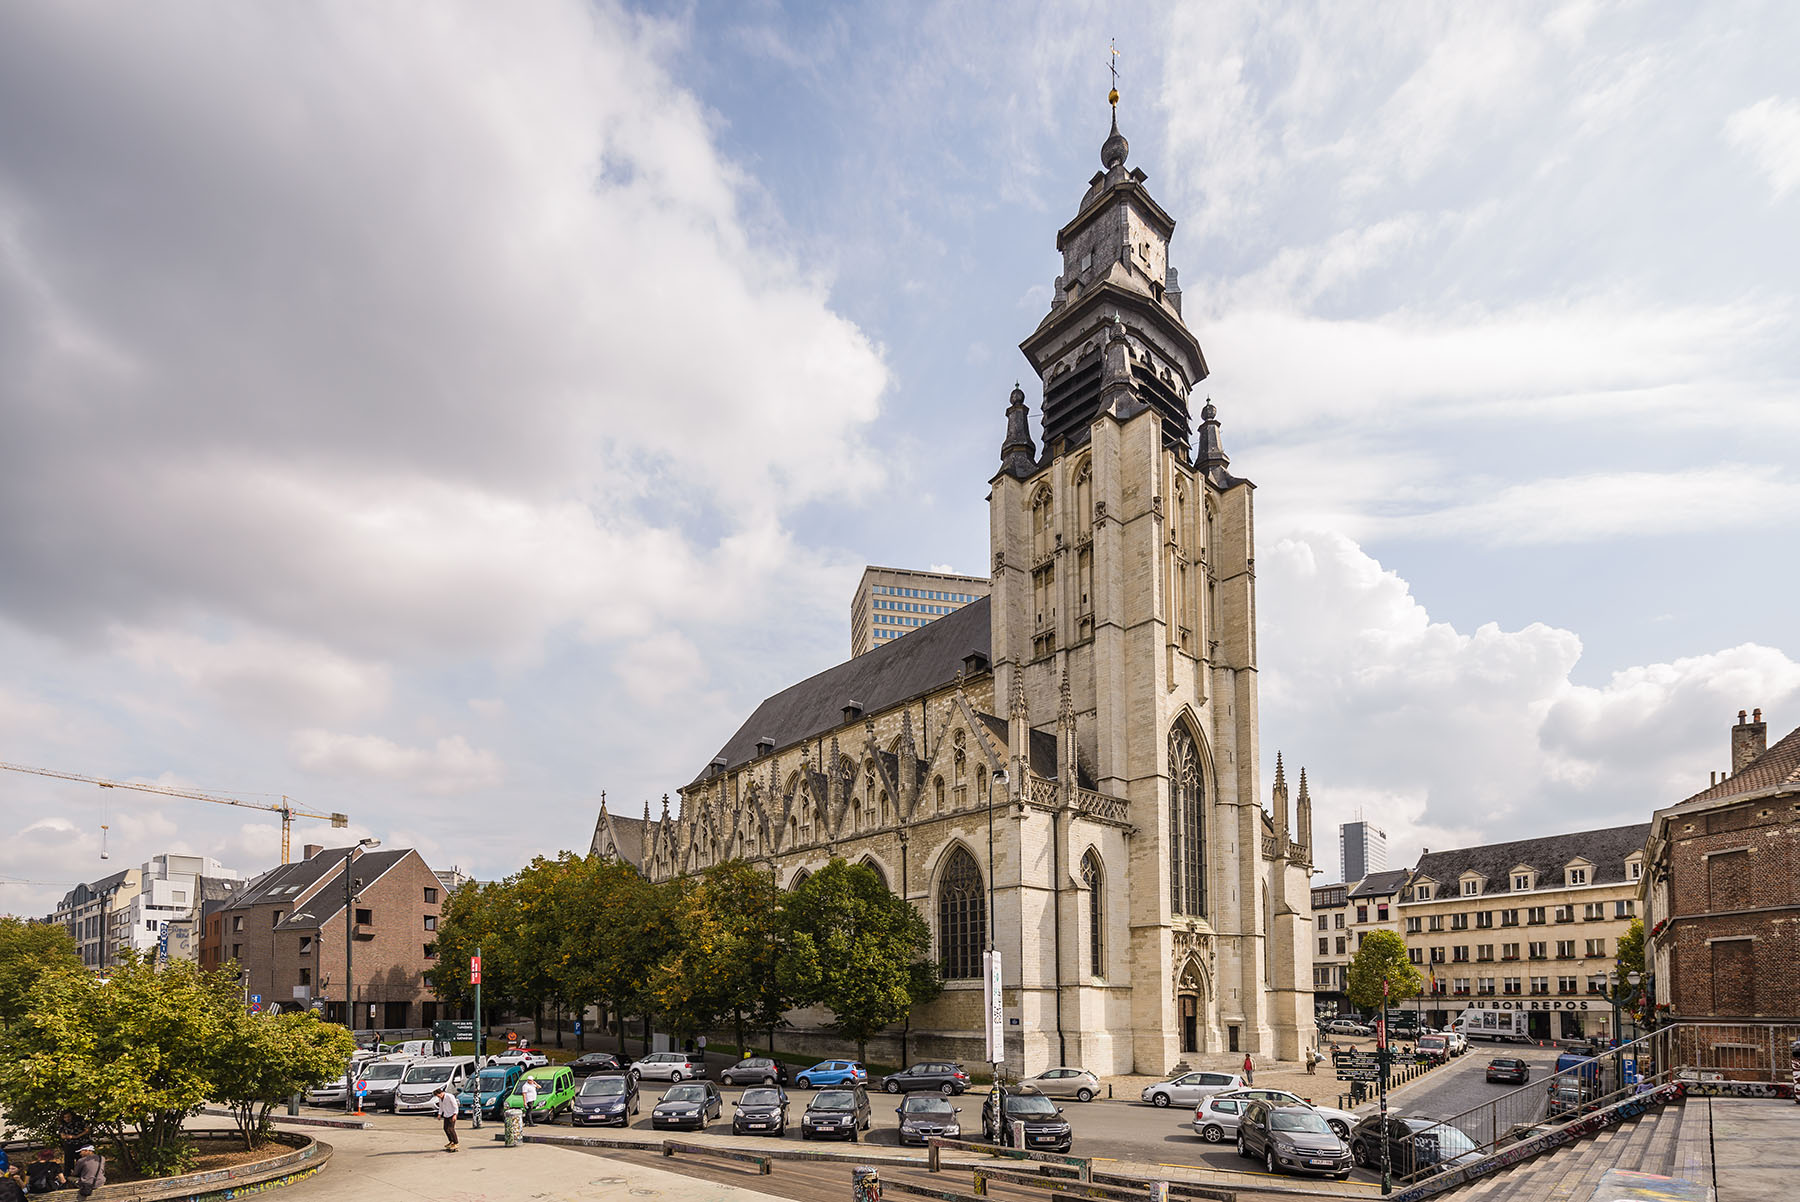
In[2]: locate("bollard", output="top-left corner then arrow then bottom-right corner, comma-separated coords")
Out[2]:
852,1165 -> 882,1202
972,1169 -> 988,1197
928,1141 -> 941,1172
1147,1184 -> 1170,1202
287,1093 -> 301,1116
503,1108 -> 523,1147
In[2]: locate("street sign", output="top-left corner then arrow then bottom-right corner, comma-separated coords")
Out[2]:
1337,1070 -> 1383,1082
433,1019 -> 476,1041
983,950 -> 1004,1062
573,1020 -> 582,1035
470,955 -> 481,985
250,994 -> 262,1004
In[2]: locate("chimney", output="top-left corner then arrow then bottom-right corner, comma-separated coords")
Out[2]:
302,844 -> 323,860
1731,708 -> 1768,776
708,756 -> 727,778
842,700 -> 863,724
755,736 -> 775,758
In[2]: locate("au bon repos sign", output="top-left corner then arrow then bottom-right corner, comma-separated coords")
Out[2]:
1457,999 -> 1594,1011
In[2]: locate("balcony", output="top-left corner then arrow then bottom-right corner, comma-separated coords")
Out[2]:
353,923 -> 376,940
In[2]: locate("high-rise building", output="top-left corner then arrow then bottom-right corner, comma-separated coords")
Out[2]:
850,566 -> 990,657
1341,820 -> 1388,882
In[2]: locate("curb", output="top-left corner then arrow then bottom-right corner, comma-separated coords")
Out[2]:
89,1133 -> 331,1202
198,1107 -> 371,1131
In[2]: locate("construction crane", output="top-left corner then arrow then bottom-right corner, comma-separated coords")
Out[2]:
0,761 -> 348,864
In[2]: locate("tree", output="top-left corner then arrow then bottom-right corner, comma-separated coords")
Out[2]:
0,917 -> 82,1031
555,858 -> 675,1055
650,861 -> 788,1053
1615,918 -> 1646,1023
779,858 -> 934,1063
209,1009 -> 355,1149
1345,930 -> 1423,1013
429,878 -> 521,1043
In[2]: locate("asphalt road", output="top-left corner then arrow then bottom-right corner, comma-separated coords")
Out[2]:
1383,1039 -> 1563,1148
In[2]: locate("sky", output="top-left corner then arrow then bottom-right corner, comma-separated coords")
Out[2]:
3,1 -> 1798,915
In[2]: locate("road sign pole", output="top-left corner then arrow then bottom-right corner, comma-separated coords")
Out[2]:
1380,979 -> 1391,1196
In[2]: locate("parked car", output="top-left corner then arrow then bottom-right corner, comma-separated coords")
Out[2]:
1236,1101 -> 1352,1180
507,1066 -> 577,1121
1485,1057 -> 1531,1085
651,1081 -> 723,1130
1445,1030 -> 1468,1057
629,1051 -> 708,1082
1193,1093 -> 1253,1143
1323,1018 -> 1369,1036
568,1052 -> 628,1078
492,1048 -> 551,1069
570,1074 -> 638,1126
720,1057 -> 789,1087
795,1060 -> 867,1089
895,1094 -> 962,1145
393,1057 -> 480,1115
1019,1067 -> 1101,1102
305,1077 -> 350,1106
459,1064 -> 524,1119
1140,1071 -> 1245,1108
1416,1035 -> 1451,1065
731,1087 -> 789,1136
383,1039 -> 442,1061
1198,1089 -> 1356,1140
1348,1115 -> 1481,1178
800,1086 -> 871,1141
352,1059 -> 414,1110
1546,1077 -> 1595,1119
881,1062 -> 970,1095
982,1086 -> 1072,1153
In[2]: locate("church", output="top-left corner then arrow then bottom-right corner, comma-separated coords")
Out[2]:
591,99 -> 1317,1077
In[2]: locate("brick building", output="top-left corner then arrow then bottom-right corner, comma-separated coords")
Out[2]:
215,843 -> 446,1032
1643,709 -> 1800,1021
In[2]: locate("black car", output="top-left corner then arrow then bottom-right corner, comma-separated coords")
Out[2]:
570,1074 -> 638,1126
981,1086 -> 1071,1153
881,1061 -> 971,1095
1485,1057 -> 1530,1085
896,1094 -> 963,1146
732,1087 -> 789,1136
1236,1101 -> 1351,1179
1349,1115 -> 1481,1178
651,1081 -> 723,1130
720,1057 -> 790,1087
568,1053 -> 628,1078
800,1087 -> 871,1141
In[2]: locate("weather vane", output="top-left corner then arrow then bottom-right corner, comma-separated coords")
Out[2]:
1109,38 -> 1120,107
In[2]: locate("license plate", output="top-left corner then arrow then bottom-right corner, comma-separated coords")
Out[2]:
1309,1158 -> 1335,1166
747,1122 -> 767,1129
1032,1136 -> 1057,1144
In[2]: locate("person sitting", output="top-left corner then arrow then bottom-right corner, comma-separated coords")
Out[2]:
73,1146 -> 104,1199
26,1149 -> 64,1195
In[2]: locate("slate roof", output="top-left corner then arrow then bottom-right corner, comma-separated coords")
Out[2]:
593,813 -> 647,865
221,846 -> 411,929
695,596 -> 992,782
976,713 -> 1096,788
1409,823 -> 1650,897
1349,869 -> 1412,899
1672,721 -> 1800,807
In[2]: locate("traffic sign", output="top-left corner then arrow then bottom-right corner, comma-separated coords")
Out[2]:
434,1019 -> 477,1041
470,955 -> 481,985
1336,1070 -> 1383,1082
573,1020 -> 582,1036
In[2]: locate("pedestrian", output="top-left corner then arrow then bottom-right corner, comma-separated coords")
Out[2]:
54,1111 -> 89,1178
434,1088 -> 459,1152
1241,1053 -> 1254,1085
518,1073 -> 539,1126
72,1147 -> 103,1199
1304,1047 -> 1318,1075
26,1150 -> 63,1195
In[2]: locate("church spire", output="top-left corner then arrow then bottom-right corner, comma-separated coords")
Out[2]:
1000,382 -> 1037,478
1195,399 -> 1243,488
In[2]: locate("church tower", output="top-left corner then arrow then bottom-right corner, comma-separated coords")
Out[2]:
988,92 -> 1306,1067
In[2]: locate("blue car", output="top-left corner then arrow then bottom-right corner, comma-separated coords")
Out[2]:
794,1060 -> 867,1089
458,1064 -> 523,1119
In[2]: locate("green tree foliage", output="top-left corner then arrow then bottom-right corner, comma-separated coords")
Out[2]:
1345,930 -> 1423,1012
1615,917 -> 1646,1022
0,917 -> 82,1031
779,858 -> 934,1063
208,1010 -> 354,1150
428,879 -> 518,1035
651,861 -> 786,1051
558,858 -> 678,1053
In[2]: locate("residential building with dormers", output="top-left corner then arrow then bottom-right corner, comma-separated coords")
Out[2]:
1397,824 -> 1647,1040
1311,866 -> 1410,1018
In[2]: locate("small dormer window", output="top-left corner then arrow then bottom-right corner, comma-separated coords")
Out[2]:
1567,867 -> 1588,886
1512,872 -> 1532,892
1463,879 -> 1480,896
1415,884 -> 1433,901
1626,858 -> 1642,880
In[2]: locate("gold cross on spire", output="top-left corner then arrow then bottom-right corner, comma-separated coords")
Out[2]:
1109,38 -> 1120,107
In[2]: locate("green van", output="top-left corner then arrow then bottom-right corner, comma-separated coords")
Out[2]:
506,1065 -> 577,1121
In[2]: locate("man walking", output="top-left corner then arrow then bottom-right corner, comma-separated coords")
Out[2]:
518,1073 -> 539,1126
434,1088 -> 459,1152
1241,1054 -> 1255,1086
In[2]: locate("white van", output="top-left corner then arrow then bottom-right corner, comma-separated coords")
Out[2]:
1453,1009 -> 1529,1042
391,1057 -> 480,1115
382,1038 -> 441,1061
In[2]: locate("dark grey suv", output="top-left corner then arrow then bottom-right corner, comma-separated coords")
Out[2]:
1238,1101 -> 1351,1179
881,1061 -> 971,1095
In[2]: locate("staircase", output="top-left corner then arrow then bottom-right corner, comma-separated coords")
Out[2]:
1445,1101 -> 1706,1200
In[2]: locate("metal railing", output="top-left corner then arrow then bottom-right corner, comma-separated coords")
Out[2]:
1389,1021 -> 1800,1185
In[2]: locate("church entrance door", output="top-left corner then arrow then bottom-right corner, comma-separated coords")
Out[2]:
1180,995 -> 1198,1054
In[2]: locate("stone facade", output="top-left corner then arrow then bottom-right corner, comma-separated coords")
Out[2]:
1644,709 -> 1800,1021
1311,866 -> 1409,1017
596,104 -> 1316,1077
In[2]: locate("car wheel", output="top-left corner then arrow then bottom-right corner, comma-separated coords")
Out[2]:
1202,1125 -> 1223,1143
1336,1172 -> 1351,1181
1236,1135 -> 1250,1160
1352,1140 -> 1372,1168
1328,1120 -> 1349,1140
1075,1088 -> 1093,1103
1151,1092 -> 1171,1108
763,1075 -> 775,1085
849,1129 -> 858,1143
940,1084 -> 955,1096
1265,1148 -> 1277,1175
885,1080 -> 901,1094
671,1070 -> 684,1083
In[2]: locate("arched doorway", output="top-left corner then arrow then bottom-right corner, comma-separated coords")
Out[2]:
1176,957 -> 1207,1054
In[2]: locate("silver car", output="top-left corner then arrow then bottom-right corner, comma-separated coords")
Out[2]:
629,1051 -> 708,1082
1019,1066 -> 1102,1102
1141,1070 -> 1245,1108
1194,1088 -> 1357,1142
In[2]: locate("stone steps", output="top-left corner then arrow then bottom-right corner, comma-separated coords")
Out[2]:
1440,1101 -> 1711,1200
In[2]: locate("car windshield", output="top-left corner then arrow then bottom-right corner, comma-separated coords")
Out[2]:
740,1089 -> 781,1106
476,1071 -> 510,1089
404,1065 -> 454,1084
741,1059 -> 770,1069
1408,1122 -> 1476,1153
812,1091 -> 854,1111
664,1085 -> 706,1103
366,1063 -> 407,1081
903,1097 -> 953,1115
1271,1111 -> 1332,1134
1003,1094 -> 1057,1117
580,1078 -> 625,1097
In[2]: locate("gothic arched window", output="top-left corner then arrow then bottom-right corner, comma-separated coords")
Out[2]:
1081,849 -> 1105,979
790,867 -> 812,891
859,856 -> 889,892
1169,724 -> 1206,917
976,763 -> 988,801
933,776 -> 946,813
1032,486 -> 1054,560
937,846 -> 986,980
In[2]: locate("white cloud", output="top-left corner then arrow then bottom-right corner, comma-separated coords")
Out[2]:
1724,96 -> 1800,199
290,730 -> 503,795
114,626 -> 390,724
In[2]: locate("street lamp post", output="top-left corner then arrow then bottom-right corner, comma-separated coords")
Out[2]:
986,767 -> 1008,1143
341,838 -> 380,1113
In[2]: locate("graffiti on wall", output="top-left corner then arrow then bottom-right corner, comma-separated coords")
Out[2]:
1679,1080 -> 1794,1099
